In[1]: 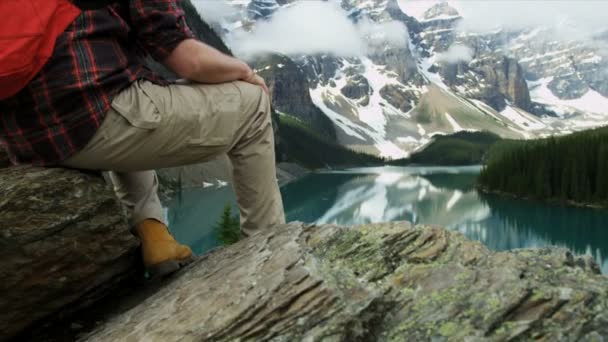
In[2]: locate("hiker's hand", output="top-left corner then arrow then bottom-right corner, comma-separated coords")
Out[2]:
242,69 -> 270,95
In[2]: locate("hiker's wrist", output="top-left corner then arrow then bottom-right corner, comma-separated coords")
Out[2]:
238,62 -> 254,80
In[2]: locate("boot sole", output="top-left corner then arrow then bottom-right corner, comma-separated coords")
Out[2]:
147,256 -> 194,279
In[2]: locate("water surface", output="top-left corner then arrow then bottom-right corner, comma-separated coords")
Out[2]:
166,166 -> 608,273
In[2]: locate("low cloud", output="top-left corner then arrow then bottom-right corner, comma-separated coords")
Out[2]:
454,1 -> 608,41
191,0 -> 238,24
227,1 -> 408,58
358,19 -> 409,48
436,44 -> 473,63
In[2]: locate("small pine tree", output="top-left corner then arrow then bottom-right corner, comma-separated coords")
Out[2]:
216,204 -> 241,245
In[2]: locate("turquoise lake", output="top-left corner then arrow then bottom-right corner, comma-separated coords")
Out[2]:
165,166 -> 608,273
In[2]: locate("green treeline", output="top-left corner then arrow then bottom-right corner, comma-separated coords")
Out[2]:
275,114 -> 385,168
478,126 -> 608,206
390,131 -> 502,166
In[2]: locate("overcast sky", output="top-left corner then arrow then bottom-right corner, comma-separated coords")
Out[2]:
403,0 -> 608,39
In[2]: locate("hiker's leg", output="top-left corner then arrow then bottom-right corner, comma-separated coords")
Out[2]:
61,80 -> 285,233
108,171 -> 164,227
108,170 -> 192,277
227,82 -> 285,236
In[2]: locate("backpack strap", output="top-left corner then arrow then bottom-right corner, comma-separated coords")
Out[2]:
72,0 -> 121,11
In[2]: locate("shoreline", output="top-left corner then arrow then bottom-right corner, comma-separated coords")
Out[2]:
477,186 -> 608,210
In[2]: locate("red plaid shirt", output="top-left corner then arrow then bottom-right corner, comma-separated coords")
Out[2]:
0,0 -> 194,166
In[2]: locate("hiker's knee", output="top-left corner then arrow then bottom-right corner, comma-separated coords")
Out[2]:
233,81 -> 270,116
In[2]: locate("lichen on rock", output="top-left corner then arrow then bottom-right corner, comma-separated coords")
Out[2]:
85,222 -> 608,341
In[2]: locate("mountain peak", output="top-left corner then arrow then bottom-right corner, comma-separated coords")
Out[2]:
423,1 -> 460,21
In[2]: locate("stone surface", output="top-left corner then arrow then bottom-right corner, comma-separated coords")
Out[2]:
85,222 -> 608,341
0,166 -> 139,341
439,56 -> 533,112
380,84 -> 417,113
341,75 -> 372,100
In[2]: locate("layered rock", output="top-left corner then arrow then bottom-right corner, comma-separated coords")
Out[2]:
416,4 -> 533,112
85,222 -> 608,341
0,165 -> 139,341
380,84 -> 417,112
505,28 -> 608,100
341,74 -> 372,100
252,53 -> 337,140
440,58 -> 525,111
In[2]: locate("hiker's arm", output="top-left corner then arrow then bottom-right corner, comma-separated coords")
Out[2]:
128,0 -> 195,64
163,39 -> 251,84
129,0 -> 268,91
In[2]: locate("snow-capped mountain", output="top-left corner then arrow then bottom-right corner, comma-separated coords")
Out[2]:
200,0 -> 608,159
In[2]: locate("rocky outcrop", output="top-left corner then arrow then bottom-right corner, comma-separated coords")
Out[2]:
474,56 -> 533,111
340,74 -> 372,99
411,4 -> 534,112
301,54 -> 344,88
0,164 -> 139,341
380,84 -> 417,112
423,2 -> 460,20
548,73 -> 590,100
85,222 -> 608,341
252,53 -> 337,140
439,56 -> 533,111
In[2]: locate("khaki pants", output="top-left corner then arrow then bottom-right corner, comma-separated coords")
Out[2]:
62,80 -> 285,236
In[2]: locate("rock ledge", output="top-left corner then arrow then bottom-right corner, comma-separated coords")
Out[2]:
85,222 -> 608,341
0,163 -> 139,341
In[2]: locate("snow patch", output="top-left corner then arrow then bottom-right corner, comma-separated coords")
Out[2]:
417,124 -> 426,136
310,87 -> 366,140
310,84 -> 409,160
397,136 -> 420,144
445,112 -> 464,132
529,77 -> 608,116
499,105 -> 546,131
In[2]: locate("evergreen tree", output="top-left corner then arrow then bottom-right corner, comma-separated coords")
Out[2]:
216,204 -> 241,245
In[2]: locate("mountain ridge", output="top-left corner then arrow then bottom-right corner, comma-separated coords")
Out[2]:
208,0 -> 608,159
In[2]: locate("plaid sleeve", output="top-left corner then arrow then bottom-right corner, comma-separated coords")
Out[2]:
129,0 -> 196,61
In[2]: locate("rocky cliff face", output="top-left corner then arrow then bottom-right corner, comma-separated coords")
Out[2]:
252,53 -> 337,139
439,56 -> 533,111
417,3 -> 532,112
0,156 -> 139,341
216,0 -> 608,159
85,222 -> 608,341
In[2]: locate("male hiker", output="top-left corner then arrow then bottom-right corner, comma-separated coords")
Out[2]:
0,0 -> 285,277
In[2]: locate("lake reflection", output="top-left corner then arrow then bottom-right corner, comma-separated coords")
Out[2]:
281,166 -> 608,273
165,166 -> 608,273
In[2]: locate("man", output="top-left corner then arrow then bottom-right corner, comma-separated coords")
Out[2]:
0,0 -> 285,277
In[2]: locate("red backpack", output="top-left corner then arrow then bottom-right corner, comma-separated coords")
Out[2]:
0,0 -> 117,100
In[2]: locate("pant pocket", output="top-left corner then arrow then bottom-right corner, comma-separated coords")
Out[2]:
110,81 -> 162,130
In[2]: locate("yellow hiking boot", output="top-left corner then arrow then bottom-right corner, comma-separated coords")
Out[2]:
135,219 -> 194,278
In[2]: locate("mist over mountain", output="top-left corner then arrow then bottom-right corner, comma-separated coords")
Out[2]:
193,0 -> 608,160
